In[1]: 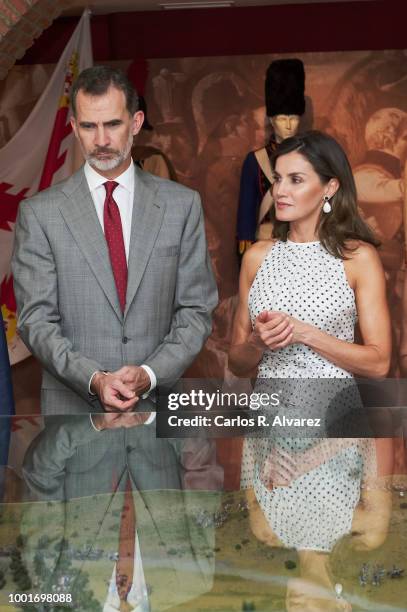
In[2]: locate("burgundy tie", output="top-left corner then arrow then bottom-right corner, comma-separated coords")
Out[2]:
103,181 -> 128,312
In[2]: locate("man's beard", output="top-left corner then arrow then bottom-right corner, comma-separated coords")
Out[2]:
85,130 -> 134,172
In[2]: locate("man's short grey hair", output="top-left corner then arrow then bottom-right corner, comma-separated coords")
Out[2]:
71,65 -> 139,117
365,107 -> 407,151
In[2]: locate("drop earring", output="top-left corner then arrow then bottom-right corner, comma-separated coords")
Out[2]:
322,195 -> 331,213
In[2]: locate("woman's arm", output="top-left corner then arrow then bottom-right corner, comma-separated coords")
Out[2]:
286,243 -> 391,378
228,241 -> 293,376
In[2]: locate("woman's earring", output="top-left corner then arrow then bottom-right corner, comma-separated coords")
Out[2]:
322,195 -> 332,213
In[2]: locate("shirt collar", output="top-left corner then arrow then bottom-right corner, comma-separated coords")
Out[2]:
84,159 -> 135,193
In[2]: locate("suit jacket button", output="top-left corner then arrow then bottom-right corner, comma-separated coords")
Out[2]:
122,336 -> 128,344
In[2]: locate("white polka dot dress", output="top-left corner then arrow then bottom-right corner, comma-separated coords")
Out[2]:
241,239 -> 371,552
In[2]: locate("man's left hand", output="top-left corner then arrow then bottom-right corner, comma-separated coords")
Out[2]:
113,365 -> 151,397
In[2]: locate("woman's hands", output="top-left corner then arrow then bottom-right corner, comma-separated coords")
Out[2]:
261,445 -> 317,488
262,441 -> 359,488
261,446 -> 299,488
252,310 -> 310,351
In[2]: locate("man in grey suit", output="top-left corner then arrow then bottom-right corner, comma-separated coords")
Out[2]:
12,65 -> 217,416
12,66 -> 220,611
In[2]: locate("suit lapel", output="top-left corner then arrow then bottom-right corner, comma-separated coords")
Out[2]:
125,167 -> 164,318
59,168 -> 123,322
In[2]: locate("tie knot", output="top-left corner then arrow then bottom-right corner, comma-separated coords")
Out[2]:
104,180 -> 119,199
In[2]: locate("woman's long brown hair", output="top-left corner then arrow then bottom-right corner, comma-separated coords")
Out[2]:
270,130 -> 380,259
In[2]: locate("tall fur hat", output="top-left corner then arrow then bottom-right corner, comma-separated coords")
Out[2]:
265,58 -> 305,117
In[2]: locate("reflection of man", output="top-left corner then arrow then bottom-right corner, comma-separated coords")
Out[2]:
236,59 -> 305,255
21,415 -> 222,611
12,65 -> 217,415
354,108 -> 407,374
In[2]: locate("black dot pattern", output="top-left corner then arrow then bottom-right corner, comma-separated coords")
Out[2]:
241,240 -> 372,552
248,239 -> 357,379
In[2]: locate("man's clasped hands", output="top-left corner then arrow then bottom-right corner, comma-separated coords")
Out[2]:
91,365 -> 151,430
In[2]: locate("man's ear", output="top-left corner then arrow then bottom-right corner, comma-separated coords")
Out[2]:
132,110 -> 145,136
70,115 -> 78,138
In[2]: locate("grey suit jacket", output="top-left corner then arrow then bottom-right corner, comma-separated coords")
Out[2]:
12,165 -> 218,414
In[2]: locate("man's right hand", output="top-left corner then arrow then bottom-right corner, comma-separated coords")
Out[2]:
91,371 -> 139,412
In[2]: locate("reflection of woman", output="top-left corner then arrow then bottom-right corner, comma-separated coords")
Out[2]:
229,131 -> 392,611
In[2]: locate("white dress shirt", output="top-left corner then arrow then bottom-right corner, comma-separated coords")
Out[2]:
103,535 -> 150,612
84,160 -> 156,396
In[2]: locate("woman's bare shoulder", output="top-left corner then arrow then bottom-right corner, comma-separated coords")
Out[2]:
239,239 -> 277,288
344,241 -> 383,289
242,239 -> 277,273
345,240 -> 381,264
244,239 -> 277,262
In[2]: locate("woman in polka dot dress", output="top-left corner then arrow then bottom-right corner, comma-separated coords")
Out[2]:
229,131 -> 393,611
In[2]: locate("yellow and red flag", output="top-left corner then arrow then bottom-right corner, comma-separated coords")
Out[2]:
0,10 -> 92,364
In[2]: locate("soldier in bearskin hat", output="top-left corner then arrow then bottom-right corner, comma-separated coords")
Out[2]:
237,59 -> 306,255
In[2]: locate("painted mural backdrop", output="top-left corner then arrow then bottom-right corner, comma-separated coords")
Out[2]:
134,50 -> 407,378
0,49 -> 406,414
